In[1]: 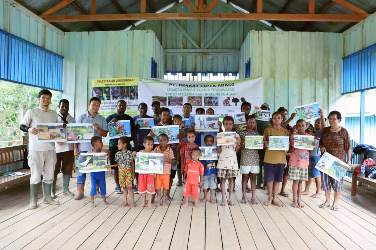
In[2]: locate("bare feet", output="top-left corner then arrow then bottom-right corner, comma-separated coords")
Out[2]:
271,199 -> 284,207
263,199 -> 271,206
297,202 -> 304,208
103,199 -> 109,205
278,191 -> 289,197
292,202 -> 299,208
228,200 -> 234,206
301,191 -> 309,195
251,198 -> 258,205
241,196 -> 247,204
220,200 -> 226,206
311,193 -> 320,198
142,203 -> 147,207
123,201 -> 129,207
210,198 -> 215,203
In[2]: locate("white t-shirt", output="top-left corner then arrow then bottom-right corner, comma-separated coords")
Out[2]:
21,108 -> 58,152
55,113 -> 76,153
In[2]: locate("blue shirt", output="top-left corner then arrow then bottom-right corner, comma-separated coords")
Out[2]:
201,160 -> 217,176
78,112 -> 108,152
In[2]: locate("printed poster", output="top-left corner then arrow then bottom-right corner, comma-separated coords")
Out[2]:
255,110 -> 271,121
293,135 -> 315,150
199,146 -> 218,160
135,118 -> 154,129
217,132 -> 237,146
315,152 -> 351,181
66,123 -> 94,143
245,135 -> 264,150
294,102 -> 320,122
268,136 -> 289,151
36,123 -> 66,142
135,152 -> 164,174
108,120 -> 131,138
77,152 -> 109,173
152,125 -> 179,144
233,112 -> 246,125
194,115 -> 220,132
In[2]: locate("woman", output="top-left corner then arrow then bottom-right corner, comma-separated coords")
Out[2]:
319,111 -> 351,211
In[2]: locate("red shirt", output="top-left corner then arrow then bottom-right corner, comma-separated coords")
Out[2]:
180,142 -> 199,167
184,160 -> 204,185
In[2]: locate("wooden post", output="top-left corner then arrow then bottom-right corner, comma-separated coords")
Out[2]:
140,0 -> 146,13
309,0 -> 315,14
257,0 -> 262,13
90,0 -> 96,14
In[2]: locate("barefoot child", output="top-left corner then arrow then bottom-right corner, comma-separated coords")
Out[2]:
263,112 -> 290,207
180,129 -> 199,177
137,136 -> 156,207
115,137 -> 136,207
217,116 -> 241,206
184,148 -> 204,207
89,136 -> 109,206
201,134 -> 217,203
239,115 -> 260,204
289,119 -> 312,208
154,134 -> 175,205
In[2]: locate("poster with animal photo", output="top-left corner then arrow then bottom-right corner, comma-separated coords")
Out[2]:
268,136 -> 289,151
294,102 -> 320,122
36,123 -> 66,142
245,135 -> 264,150
293,135 -> 315,150
217,132 -> 237,146
255,110 -> 271,121
194,115 -> 220,132
199,146 -> 218,160
315,152 -> 351,181
233,112 -> 246,125
135,152 -> 164,174
151,125 -> 179,144
135,118 -> 154,129
66,123 -> 94,143
108,120 -> 131,138
77,152 -> 109,173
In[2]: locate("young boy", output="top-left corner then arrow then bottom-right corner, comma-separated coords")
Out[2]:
180,129 -> 199,177
115,137 -> 136,207
154,134 -> 175,205
138,136 -> 157,207
89,136 -> 109,206
184,148 -> 204,207
201,134 -> 217,203
171,114 -> 184,188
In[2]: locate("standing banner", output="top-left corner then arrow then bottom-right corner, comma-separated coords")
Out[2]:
91,77 -> 139,116
138,78 -> 264,116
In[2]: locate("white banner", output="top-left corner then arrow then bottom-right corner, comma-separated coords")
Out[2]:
138,78 -> 264,115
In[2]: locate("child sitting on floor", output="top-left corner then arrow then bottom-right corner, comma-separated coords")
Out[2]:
184,148 -> 204,207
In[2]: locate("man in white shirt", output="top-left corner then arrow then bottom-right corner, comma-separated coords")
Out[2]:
53,99 -> 76,198
20,89 -> 59,209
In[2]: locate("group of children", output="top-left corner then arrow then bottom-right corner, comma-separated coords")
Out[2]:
85,102 -> 324,209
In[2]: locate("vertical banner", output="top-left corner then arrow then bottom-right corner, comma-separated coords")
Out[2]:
91,77 -> 139,116
138,78 -> 264,115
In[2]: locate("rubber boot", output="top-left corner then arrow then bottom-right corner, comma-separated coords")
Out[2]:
51,179 -> 57,199
75,184 -> 84,200
43,182 -> 60,205
63,175 -> 75,197
29,184 -> 38,209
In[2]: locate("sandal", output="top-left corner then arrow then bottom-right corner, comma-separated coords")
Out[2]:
319,202 -> 330,208
331,206 -> 339,211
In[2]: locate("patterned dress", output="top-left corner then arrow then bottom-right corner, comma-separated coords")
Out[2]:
115,150 -> 134,189
216,133 -> 240,178
239,130 -> 260,174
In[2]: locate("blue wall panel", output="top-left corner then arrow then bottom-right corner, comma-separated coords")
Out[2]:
0,29 -> 63,91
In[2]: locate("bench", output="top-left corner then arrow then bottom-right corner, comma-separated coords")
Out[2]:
0,145 -> 30,192
352,173 -> 376,196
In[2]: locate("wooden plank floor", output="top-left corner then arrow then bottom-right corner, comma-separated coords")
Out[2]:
1,174 -> 376,250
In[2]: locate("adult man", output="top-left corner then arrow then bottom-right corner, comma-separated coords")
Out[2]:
75,97 -> 108,200
52,99 -> 76,198
20,89 -> 59,209
151,100 -> 161,123
106,100 -> 135,194
133,102 -> 153,150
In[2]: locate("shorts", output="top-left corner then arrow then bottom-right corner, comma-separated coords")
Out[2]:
90,172 -> 106,196
240,165 -> 260,174
288,166 -> 308,181
119,168 -> 134,189
55,150 -> 74,176
264,163 -> 285,183
138,174 -> 156,194
204,174 -> 217,190
321,173 -> 343,192
217,169 -> 238,179
309,156 -> 321,178
184,183 -> 199,199
155,174 -> 170,190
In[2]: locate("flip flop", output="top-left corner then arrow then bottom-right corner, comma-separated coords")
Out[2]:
319,202 -> 330,208
331,206 -> 339,211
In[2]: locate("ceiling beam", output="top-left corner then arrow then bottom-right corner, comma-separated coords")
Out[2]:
71,1 -> 104,30
42,12 -> 366,23
41,0 -> 76,16
165,48 -> 239,55
90,0 -> 96,14
309,0 -> 315,14
300,0 -> 336,31
140,0 -> 146,13
205,0 -> 219,13
257,0 -> 262,13
332,0 -> 368,16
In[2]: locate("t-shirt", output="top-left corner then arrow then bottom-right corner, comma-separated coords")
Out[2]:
180,142 -> 199,167
55,112 -> 75,153
21,108 -> 58,152
185,159 -> 204,185
263,126 -> 289,164
114,150 -> 133,169
77,112 -> 108,152
320,127 -> 350,162
154,145 -> 175,174
201,160 -> 217,176
289,133 -> 310,168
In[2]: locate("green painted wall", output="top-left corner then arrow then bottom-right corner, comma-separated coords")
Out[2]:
240,31 -> 343,113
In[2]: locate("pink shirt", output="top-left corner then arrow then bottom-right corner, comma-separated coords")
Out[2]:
154,146 -> 175,174
289,133 -> 310,168
184,160 -> 204,185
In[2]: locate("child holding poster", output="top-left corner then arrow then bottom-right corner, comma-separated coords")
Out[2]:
180,129 -> 199,176
201,134 -> 217,203
183,148 -> 204,207
154,134 -> 176,205
115,137 -> 136,207
263,112 -> 289,207
138,136 -> 157,207
89,136 -> 109,206
288,119 -> 311,208
171,115 -> 184,188
239,115 -> 260,204
217,116 -> 241,206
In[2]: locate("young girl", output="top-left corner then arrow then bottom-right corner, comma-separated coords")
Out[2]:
183,148 -> 204,207
201,134 -> 217,203
138,136 -> 156,207
239,115 -> 260,204
115,137 -> 136,207
216,116 -> 241,206
263,112 -> 289,207
289,119 -> 311,208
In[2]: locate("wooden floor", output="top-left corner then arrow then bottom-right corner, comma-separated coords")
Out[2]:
1,175 -> 376,250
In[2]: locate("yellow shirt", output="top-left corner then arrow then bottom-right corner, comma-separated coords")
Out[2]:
263,127 -> 289,164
